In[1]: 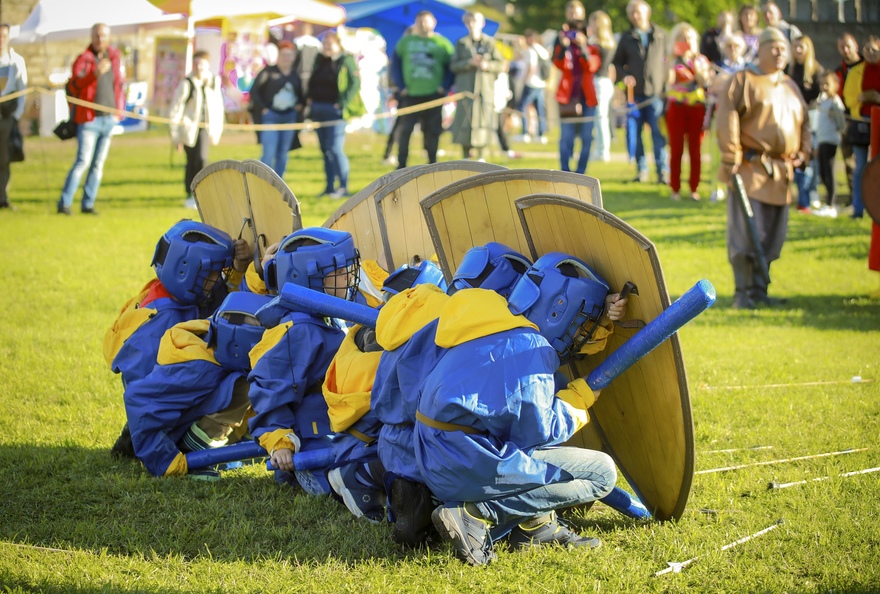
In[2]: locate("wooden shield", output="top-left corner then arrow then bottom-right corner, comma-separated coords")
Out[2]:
192,159 -> 302,260
515,193 -> 694,521
324,166 -> 422,271
373,161 -> 505,270
420,169 -> 603,280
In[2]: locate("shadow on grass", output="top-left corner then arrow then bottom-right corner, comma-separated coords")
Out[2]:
0,443 -> 415,565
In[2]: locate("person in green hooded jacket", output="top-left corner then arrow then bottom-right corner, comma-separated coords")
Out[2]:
305,30 -> 365,199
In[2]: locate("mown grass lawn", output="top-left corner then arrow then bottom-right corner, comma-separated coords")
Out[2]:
0,127 -> 878,593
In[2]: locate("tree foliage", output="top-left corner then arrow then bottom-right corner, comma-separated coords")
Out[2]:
509,0 -> 743,37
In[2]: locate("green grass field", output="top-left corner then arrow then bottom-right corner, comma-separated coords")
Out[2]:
0,127 -> 878,593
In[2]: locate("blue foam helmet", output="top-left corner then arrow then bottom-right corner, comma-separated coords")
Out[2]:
265,227 -> 361,300
151,220 -> 235,305
447,242 -> 533,299
382,259 -> 448,297
207,292 -> 272,372
508,252 -> 610,364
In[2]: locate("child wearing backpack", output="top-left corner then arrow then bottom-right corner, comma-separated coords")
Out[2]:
169,50 -> 225,209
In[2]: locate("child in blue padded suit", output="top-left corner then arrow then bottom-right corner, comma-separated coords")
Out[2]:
105,220 -> 251,458
123,291 -> 271,479
321,259 -> 447,523
372,243 -> 534,547
419,252 -> 627,566
247,227 -> 360,495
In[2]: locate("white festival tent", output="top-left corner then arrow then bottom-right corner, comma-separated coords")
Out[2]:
13,0 -> 187,44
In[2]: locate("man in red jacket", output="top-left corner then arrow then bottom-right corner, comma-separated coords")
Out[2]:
57,23 -> 125,216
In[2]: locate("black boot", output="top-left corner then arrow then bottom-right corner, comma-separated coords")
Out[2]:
110,423 -> 136,458
731,254 -> 756,309
390,477 -> 439,548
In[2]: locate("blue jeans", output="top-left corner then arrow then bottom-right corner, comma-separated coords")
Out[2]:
518,85 -> 546,137
473,446 -> 617,535
794,163 -> 817,209
260,109 -> 298,179
58,115 -> 116,210
853,144 -> 868,218
559,105 -> 595,174
310,102 -> 349,193
633,95 -> 668,177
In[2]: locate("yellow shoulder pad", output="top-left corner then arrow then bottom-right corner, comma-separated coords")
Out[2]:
102,280 -> 159,367
376,284 -> 449,350
156,319 -> 217,366
323,327 -> 383,432
435,289 -> 538,348
249,321 -> 293,368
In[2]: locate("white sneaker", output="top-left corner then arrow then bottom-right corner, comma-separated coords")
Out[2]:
814,205 -> 838,218
539,136 -> 548,145
522,134 -> 531,143
383,155 -> 398,166
184,196 -> 197,209
670,192 -> 681,201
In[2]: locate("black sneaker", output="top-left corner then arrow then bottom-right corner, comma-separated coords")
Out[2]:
507,512 -> 601,550
81,207 -> 99,215
389,477 -> 437,547
57,205 -> 71,215
328,462 -> 386,523
432,504 -> 496,566
110,423 -> 136,459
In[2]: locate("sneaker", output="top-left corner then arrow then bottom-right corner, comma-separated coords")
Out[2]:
633,170 -> 649,183
81,207 -> 99,215
328,462 -> 386,523
57,205 -> 71,215
184,196 -> 198,209
796,206 -> 811,214
389,477 -> 438,548
539,136 -> 548,145
431,504 -> 496,566
710,189 -> 726,203
110,423 -> 136,459
814,205 -> 838,218
690,192 -> 701,202
507,512 -> 601,550
506,149 -> 522,159
520,134 -> 531,143
329,188 -> 350,200
187,467 -> 221,481
382,155 -> 398,166
670,192 -> 681,201
657,172 -> 669,186
0,202 -> 15,211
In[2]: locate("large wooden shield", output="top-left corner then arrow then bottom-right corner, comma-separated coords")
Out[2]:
515,193 -> 694,521
324,166 -> 423,270
192,159 -> 301,260
862,156 -> 880,225
373,161 -> 505,270
420,169 -> 603,280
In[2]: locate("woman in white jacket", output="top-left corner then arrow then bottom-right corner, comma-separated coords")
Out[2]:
0,24 -> 27,210
169,50 -> 224,209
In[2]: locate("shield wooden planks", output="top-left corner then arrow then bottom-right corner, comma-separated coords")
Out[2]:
373,161 -> 505,270
324,167 -> 420,271
420,169 -> 602,281
191,159 -> 301,260
515,193 -> 694,521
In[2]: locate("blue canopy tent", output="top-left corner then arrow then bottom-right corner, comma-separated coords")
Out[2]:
343,0 -> 499,53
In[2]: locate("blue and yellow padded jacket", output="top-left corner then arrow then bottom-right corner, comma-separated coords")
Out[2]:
322,325 -> 383,433
247,311 -> 344,455
412,289 -> 598,504
104,280 -> 201,387
371,284 -> 449,481
123,319 -> 245,477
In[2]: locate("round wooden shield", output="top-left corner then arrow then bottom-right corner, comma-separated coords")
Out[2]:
515,193 -> 695,521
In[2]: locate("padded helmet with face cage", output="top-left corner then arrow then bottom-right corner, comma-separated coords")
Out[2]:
206,292 -> 272,372
382,259 -> 447,297
265,227 -> 361,300
447,242 -> 533,299
507,252 -> 609,364
151,220 -> 235,305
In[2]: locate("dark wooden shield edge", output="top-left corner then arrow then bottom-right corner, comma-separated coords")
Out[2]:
515,193 -> 695,521
373,160 -> 506,270
419,169 -> 603,282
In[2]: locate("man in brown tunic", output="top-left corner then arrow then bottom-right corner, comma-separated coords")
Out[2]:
716,27 -> 811,309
